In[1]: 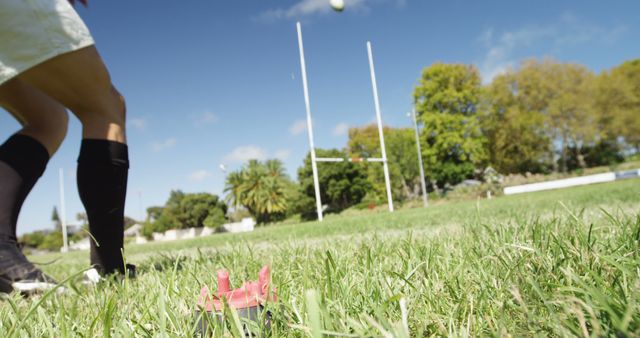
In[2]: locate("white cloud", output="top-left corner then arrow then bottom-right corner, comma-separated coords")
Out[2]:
258,0 -> 402,21
477,28 -> 493,47
274,149 -> 292,161
151,138 -> 177,152
195,111 -> 219,125
289,120 -> 307,135
555,12 -> 626,46
394,0 -> 407,8
189,169 -> 211,182
477,14 -> 627,83
128,117 -> 146,130
478,26 -> 552,83
333,122 -> 350,136
223,145 -> 268,163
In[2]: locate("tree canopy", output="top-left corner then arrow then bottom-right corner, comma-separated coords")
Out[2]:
143,191 -> 227,236
481,59 -> 631,174
224,159 -> 293,224
598,59 -> 640,152
413,63 -> 487,189
297,149 -> 371,220
347,124 -> 420,202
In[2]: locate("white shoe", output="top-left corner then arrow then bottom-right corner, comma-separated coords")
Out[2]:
82,268 -> 103,285
82,264 -> 136,285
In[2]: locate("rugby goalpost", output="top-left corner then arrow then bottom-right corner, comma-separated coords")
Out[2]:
296,22 -> 393,222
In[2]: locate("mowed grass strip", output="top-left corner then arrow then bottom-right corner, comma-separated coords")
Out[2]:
2,179 -> 638,336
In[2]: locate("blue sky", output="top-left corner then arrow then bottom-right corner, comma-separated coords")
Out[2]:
1,0 -> 638,234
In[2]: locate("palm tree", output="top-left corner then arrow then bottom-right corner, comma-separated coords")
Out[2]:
223,171 -> 244,208
265,159 -> 286,177
223,159 -> 292,223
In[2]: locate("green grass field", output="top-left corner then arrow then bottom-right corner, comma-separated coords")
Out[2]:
3,179 -> 640,337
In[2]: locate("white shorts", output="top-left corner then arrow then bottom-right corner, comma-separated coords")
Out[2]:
0,0 -> 94,86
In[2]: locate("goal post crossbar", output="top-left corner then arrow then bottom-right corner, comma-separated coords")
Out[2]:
316,157 -> 386,163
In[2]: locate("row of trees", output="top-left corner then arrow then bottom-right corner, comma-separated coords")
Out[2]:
414,58 -> 639,187
220,58 -> 639,223
142,57 -> 639,230
482,59 -> 639,174
141,191 -> 227,237
20,208 -> 92,251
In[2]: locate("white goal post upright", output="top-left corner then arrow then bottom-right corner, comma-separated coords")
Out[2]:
58,168 -> 69,253
295,22 -> 394,221
367,41 -> 394,213
296,22 -> 324,222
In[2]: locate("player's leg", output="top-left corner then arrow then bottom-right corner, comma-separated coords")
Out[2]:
18,46 -> 130,276
19,46 -> 126,143
0,78 -> 69,155
0,78 -> 69,293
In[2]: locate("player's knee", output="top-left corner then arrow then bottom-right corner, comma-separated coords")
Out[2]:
22,108 -> 68,151
112,86 -> 127,126
105,88 -> 126,129
76,86 -> 126,128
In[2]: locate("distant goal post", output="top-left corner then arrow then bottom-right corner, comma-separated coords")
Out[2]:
296,22 -> 394,222
315,157 -> 386,163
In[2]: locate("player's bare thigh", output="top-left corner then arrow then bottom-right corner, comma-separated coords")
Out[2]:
0,78 -> 69,155
16,46 -> 126,143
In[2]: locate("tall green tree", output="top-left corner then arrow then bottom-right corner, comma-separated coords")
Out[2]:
296,149 -> 371,220
146,206 -> 163,222
545,61 -> 597,171
413,63 -> 487,189
153,190 -> 184,232
174,193 -> 227,229
481,66 -> 552,174
51,206 -> 61,231
484,59 -> 607,173
146,190 -> 227,235
347,124 -> 421,201
224,159 -> 292,224
597,59 -> 640,152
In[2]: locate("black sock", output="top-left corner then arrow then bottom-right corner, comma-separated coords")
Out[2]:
0,134 -> 50,242
77,139 -> 129,275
